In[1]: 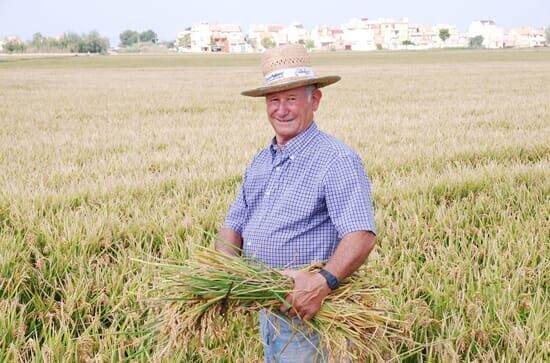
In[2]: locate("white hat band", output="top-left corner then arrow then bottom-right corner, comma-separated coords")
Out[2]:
264,67 -> 315,85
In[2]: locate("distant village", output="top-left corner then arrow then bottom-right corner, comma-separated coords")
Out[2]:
1,18 -> 548,54
176,18 -> 548,53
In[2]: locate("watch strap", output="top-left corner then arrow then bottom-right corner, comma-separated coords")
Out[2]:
319,268 -> 340,290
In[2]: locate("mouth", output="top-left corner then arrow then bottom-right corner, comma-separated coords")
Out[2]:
276,118 -> 294,123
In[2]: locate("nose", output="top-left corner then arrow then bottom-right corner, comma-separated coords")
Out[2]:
276,100 -> 289,117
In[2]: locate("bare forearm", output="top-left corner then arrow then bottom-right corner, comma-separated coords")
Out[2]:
323,230 -> 376,280
215,228 -> 243,257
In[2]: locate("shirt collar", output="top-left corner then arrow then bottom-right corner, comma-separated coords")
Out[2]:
269,122 -> 319,160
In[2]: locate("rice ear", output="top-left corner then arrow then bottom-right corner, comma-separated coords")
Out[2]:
143,245 -> 414,360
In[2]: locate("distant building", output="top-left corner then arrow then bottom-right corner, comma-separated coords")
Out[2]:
310,26 -> 345,50
212,24 -> 250,53
188,23 -> 212,52
247,24 -> 265,50
432,24 -> 461,47
176,28 -> 191,51
469,20 -> 505,48
506,27 -> 546,48
375,18 -> 409,49
341,18 -> 376,51
268,24 -> 288,46
177,23 -> 250,53
176,18 -> 545,53
248,24 -> 287,51
407,24 -> 429,48
287,22 -> 307,44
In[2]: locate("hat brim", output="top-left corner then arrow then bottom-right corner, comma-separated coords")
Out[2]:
241,75 -> 341,97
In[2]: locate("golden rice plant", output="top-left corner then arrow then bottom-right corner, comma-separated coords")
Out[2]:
140,245 -> 412,362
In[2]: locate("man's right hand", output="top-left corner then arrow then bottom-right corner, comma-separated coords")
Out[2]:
280,269 -> 331,321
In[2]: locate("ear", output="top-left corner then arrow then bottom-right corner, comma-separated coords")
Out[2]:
311,89 -> 322,112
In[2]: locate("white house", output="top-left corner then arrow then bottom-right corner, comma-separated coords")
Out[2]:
342,18 -> 376,51
176,28 -> 192,51
287,22 -> 307,44
310,26 -> 345,50
248,24 -> 287,51
468,20 -> 505,48
178,23 -> 250,53
506,27 -> 546,48
268,24 -> 288,47
211,24 -> 249,53
188,23 -> 213,52
223,24 -> 253,53
433,24 -> 461,47
247,24 -> 265,50
375,18 -> 409,49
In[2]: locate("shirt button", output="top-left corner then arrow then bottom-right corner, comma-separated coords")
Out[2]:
276,166 -> 281,171
265,191 -> 271,196
290,155 -> 295,160
247,242 -> 252,246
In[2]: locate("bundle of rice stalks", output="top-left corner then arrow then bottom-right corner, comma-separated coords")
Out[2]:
142,245 -> 411,361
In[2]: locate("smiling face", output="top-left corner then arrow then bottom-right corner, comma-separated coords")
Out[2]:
265,86 -> 322,146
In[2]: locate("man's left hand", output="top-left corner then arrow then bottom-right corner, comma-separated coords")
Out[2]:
280,270 -> 331,321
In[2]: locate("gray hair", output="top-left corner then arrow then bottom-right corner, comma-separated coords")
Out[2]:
306,85 -> 317,103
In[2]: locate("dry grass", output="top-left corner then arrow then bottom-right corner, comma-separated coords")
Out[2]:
0,49 -> 549,362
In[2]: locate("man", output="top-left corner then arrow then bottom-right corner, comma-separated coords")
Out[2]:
216,44 -> 376,362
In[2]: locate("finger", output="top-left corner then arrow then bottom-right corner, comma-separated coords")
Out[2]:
280,302 -> 290,313
280,295 -> 293,313
288,307 -> 296,317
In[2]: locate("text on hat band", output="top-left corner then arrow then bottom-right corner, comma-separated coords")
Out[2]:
264,67 -> 315,85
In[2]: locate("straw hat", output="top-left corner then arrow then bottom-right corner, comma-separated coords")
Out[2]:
241,44 -> 341,97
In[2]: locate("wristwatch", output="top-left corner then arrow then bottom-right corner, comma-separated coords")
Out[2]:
319,268 -> 340,290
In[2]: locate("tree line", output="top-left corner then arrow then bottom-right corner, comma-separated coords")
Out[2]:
2,31 -> 109,53
119,29 -> 158,46
1,28 -> 160,54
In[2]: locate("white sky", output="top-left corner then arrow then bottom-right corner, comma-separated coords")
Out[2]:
0,0 -> 548,45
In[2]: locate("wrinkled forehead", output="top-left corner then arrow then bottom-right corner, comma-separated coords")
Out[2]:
264,86 -> 308,99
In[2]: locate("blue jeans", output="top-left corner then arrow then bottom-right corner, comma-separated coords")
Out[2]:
259,309 -> 328,363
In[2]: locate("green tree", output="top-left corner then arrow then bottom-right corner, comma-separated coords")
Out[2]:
469,35 -> 484,48
402,40 -> 414,46
119,30 -> 140,46
261,37 -> 276,49
44,36 -> 61,49
82,31 -> 110,53
304,39 -> 315,51
32,32 -> 43,48
3,39 -> 27,53
439,28 -> 450,43
545,27 -> 550,44
60,32 -> 82,52
140,29 -> 158,43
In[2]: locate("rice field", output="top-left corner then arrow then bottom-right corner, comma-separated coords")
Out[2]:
0,49 -> 549,362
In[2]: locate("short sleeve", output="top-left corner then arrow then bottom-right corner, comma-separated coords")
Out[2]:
322,154 -> 376,239
222,168 -> 249,234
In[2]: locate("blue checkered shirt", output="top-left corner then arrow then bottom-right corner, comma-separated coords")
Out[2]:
223,122 -> 376,268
